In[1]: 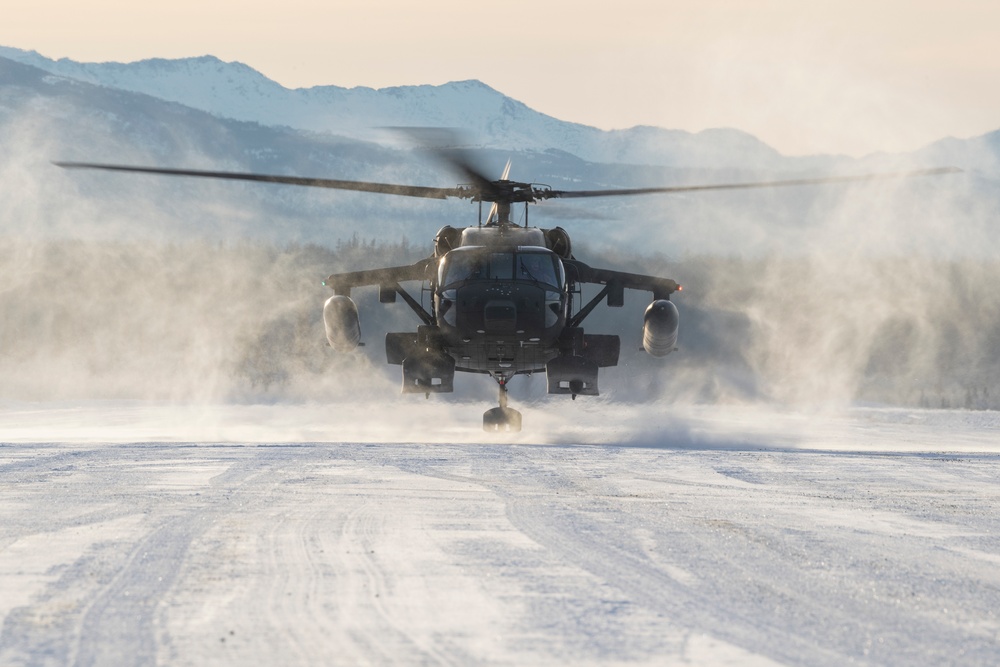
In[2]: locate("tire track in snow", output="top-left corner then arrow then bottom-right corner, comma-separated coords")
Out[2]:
0,446 -> 271,666
337,502 -> 459,666
68,517 -> 195,666
156,447 -> 469,666
408,446 -> 1000,666
477,469 -> 832,665
5,438 -> 999,665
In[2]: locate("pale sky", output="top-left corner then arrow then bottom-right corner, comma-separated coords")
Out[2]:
4,0 -> 998,156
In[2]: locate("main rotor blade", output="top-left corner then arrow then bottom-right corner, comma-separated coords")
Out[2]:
383,127 -> 504,198
541,167 -> 963,200
53,162 -> 470,200
423,148 -> 503,198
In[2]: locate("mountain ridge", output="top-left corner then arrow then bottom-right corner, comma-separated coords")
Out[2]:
4,45 -> 996,174
1,47 -> 995,258
0,45 -> 841,171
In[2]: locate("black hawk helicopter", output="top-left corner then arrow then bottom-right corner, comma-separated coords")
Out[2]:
55,147 -> 958,432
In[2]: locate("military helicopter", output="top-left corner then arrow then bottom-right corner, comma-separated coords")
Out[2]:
55,146 -> 958,431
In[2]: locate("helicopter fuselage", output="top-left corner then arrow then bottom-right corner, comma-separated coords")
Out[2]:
54,152 -> 957,431
325,219 -> 677,416
435,232 -> 567,377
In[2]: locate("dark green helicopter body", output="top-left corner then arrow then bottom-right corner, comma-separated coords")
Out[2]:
55,149 -> 956,431
322,206 -> 681,431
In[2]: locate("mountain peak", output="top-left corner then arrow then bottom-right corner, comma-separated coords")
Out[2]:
1,45 -> 829,168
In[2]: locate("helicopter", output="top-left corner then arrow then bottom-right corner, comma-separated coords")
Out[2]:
55,146 -> 959,432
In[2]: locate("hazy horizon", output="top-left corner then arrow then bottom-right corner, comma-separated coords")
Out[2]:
3,0 -> 999,157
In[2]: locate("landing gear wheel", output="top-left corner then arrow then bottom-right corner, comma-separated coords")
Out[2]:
483,378 -> 522,432
483,407 -> 522,432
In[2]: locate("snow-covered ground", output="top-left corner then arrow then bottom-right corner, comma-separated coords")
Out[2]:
2,401 -> 999,665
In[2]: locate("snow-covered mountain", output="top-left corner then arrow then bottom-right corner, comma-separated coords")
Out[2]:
0,46 -> 834,171
1,46 -> 996,257
6,45 -> 998,173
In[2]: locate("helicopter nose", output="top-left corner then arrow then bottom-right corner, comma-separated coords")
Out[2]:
484,299 -> 517,334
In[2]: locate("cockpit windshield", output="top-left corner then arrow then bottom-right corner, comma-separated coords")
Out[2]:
516,252 -> 558,286
440,249 -> 563,288
441,250 -> 485,284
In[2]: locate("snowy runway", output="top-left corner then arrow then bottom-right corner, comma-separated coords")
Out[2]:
2,404 -> 999,665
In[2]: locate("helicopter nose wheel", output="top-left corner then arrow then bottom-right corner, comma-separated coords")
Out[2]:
483,378 -> 522,432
